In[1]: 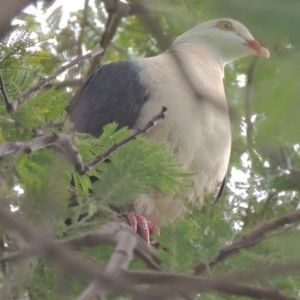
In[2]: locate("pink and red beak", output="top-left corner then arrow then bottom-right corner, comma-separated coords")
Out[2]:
247,39 -> 270,58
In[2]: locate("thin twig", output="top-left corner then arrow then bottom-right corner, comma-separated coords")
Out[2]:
0,0 -> 32,38
0,74 -> 12,111
7,47 -> 103,112
87,0 -> 131,75
0,107 -> 166,175
77,0 -> 90,56
195,209 -> 300,274
83,106 -> 167,172
0,132 -> 85,173
101,0 -> 131,50
32,121 -> 64,137
244,57 -> 259,161
130,1 -> 171,49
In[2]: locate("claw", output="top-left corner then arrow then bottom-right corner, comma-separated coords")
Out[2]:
127,211 -> 138,233
127,212 -> 160,244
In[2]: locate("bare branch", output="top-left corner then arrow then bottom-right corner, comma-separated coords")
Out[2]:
244,56 -> 258,156
0,133 -> 68,156
0,222 -> 158,269
87,0 -> 131,74
130,1 -> 171,50
1,214 -> 299,300
122,269 -> 298,300
0,74 -> 12,112
215,208 -> 300,260
195,209 -> 300,274
228,260 -> 300,290
0,206 -> 141,298
77,0 -> 90,56
76,223 -> 137,300
32,121 -> 64,137
0,132 -> 85,173
0,0 -> 33,38
101,0 -> 131,50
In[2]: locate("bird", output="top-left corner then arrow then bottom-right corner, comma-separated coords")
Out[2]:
66,18 -> 269,243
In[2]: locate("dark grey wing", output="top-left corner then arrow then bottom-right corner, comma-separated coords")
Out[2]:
66,61 -> 148,137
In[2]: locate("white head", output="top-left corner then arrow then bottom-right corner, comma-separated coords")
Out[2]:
172,18 -> 270,67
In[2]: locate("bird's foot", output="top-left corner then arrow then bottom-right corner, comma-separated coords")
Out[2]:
127,212 -> 160,244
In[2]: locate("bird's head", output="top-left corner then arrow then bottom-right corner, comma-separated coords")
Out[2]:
173,18 -> 270,66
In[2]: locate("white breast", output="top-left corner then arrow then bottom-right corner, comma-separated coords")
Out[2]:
133,48 -> 231,225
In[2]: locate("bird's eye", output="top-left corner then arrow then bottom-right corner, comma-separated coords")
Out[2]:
217,21 -> 233,31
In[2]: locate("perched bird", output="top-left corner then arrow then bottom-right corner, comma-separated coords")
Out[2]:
67,18 -> 269,243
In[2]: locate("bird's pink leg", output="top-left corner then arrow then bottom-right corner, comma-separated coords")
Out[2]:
135,214 -> 151,244
127,212 -> 160,244
146,219 -> 160,236
127,212 -> 138,233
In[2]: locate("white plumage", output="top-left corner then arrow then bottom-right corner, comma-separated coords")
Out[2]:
67,18 -> 269,231
135,49 -> 230,224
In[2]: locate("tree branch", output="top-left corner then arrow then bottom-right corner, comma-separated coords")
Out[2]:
244,56 -> 258,156
0,221 -> 161,269
0,106 -> 167,176
195,209 -> 300,274
122,269 -> 298,300
76,223 -> 137,300
0,0 -> 33,38
1,211 -> 299,300
83,106 -> 167,173
32,121 -> 64,137
101,0 -> 131,51
130,1 -> 171,50
0,74 -> 11,112
0,206 -> 149,299
0,132 -> 85,173
76,0 -> 90,56
86,0 -> 131,75
5,47 -> 103,112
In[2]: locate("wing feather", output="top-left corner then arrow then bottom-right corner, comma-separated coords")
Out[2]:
66,61 -> 148,137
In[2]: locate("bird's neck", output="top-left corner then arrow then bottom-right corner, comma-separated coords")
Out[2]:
171,37 -> 237,68
166,45 -> 225,78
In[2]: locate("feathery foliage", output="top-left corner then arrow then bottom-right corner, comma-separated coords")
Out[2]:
0,1 -> 299,299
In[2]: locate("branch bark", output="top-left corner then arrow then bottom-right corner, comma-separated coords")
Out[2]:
123,269 -> 298,300
195,209 -> 300,274
0,0 -> 34,38
1,209 -> 299,300
76,224 -> 137,300
83,106 -> 167,172
4,47 -> 103,112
